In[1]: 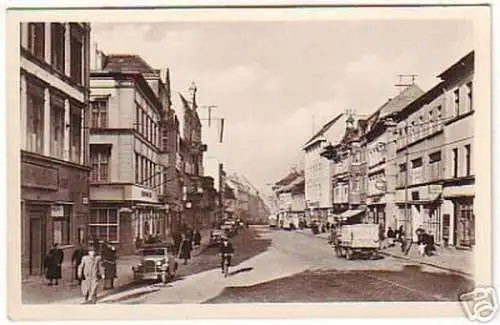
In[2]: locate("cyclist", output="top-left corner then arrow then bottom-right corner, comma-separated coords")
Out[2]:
219,235 -> 234,274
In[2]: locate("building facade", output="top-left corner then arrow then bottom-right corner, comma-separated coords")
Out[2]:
440,51 -> 475,248
89,53 -> 167,255
20,22 -> 91,278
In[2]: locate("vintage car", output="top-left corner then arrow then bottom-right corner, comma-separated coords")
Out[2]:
209,229 -> 224,247
132,244 -> 178,283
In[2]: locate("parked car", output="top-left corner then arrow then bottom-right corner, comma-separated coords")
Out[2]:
334,223 -> 380,260
132,243 -> 178,283
209,229 -> 224,247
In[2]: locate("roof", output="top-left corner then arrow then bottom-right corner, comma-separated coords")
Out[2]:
303,113 -> 344,149
274,170 -> 302,187
438,50 -> 474,81
276,175 -> 305,194
102,54 -> 158,74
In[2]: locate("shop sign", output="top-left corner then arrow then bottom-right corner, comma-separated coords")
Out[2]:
22,163 -> 58,190
51,205 -> 64,217
141,190 -> 152,198
428,184 -> 443,195
374,179 -> 387,191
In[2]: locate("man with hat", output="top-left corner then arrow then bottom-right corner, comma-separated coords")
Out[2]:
78,245 -> 105,304
219,234 -> 235,274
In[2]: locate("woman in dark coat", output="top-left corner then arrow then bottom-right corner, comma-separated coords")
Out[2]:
44,243 -> 64,285
178,235 -> 192,265
193,230 -> 202,248
102,241 -> 117,290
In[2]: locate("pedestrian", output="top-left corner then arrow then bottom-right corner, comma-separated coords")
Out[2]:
44,243 -> 64,286
386,227 -> 395,247
178,234 -> 192,265
78,246 -> 105,304
102,241 -> 117,290
193,229 -> 202,248
173,231 -> 182,254
71,242 -> 87,285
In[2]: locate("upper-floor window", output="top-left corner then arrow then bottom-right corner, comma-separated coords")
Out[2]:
70,24 -> 83,85
50,23 -> 65,73
26,79 -> 45,154
90,145 -> 111,182
452,148 -> 459,178
465,144 -> 472,176
454,88 -> 460,117
69,103 -> 82,163
50,92 -> 65,159
428,151 -> 442,181
91,98 -> 108,128
28,23 -> 45,60
466,82 -> 473,112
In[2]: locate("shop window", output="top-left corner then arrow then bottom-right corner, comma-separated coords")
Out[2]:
26,80 -> 45,154
50,23 -> 65,73
88,208 -> 119,243
456,200 -> 475,247
27,23 -> 45,60
91,98 -> 108,128
52,206 -> 71,245
50,92 -> 65,159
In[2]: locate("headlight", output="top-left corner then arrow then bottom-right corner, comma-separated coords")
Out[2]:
156,261 -> 162,265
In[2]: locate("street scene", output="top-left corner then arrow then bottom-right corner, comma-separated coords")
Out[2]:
17,18 -> 478,305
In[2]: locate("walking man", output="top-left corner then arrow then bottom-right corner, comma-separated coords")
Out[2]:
71,242 -> 87,285
78,246 -> 105,304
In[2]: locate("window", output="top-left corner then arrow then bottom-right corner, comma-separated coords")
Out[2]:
26,80 -> 45,154
50,23 -> 65,73
69,103 -> 81,163
50,92 -> 65,158
90,145 -> 110,182
135,153 -> 140,183
466,82 -> 473,112
70,24 -> 83,85
456,199 -> 475,247
428,151 -> 442,181
454,89 -> 460,116
52,205 -> 71,245
89,209 -> 119,242
452,148 -> 459,178
411,158 -> 424,185
91,99 -> 108,128
27,23 -> 45,60
398,163 -> 407,187
135,106 -> 140,131
465,144 -> 472,176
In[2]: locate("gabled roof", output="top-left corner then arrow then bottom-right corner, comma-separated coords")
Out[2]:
438,50 -> 474,81
102,54 -> 158,74
274,170 -> 302,188
276,175 -> 305,194
303,113 -> 344,149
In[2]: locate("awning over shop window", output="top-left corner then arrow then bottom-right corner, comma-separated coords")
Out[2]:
339,208 -> 366,221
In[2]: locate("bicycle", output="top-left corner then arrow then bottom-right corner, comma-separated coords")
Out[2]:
221,253 -> 233,278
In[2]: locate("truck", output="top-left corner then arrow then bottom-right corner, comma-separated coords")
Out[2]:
333,223 -> 380,260
268,214 -> 278,228
282,214 -> 299,230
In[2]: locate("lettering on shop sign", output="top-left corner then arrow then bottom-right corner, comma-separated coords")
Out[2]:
21,163 -> 59,190
141,190 -> 152,198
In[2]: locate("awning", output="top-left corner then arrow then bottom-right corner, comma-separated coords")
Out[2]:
339,208 -> 366,221
443,185 -> 474,198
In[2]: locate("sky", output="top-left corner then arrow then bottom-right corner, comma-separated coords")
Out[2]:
91,19 -> 473,197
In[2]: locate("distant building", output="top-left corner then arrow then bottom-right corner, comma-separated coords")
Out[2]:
273,170 -> 305,228
303,114 -> 348,223
20,23 -> 91,278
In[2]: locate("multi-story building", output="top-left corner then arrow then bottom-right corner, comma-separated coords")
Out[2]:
440,51 -> 475,248
173,86 -> 207,230
20,22 -> 91,278
363,85 -> 423,231
303,114 -> 347,223
393,51 -> 474,246
273,170 -> 305,227
89,52 -> 167,254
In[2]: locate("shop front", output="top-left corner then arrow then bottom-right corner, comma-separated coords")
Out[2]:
442,184 -> 475,248
21,152 -> 90,279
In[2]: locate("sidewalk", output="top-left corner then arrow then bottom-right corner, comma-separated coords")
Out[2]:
379,243 -> 474,278
22,255 -> 140,304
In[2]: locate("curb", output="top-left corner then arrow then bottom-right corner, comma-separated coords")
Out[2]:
98,286 -> 161,304
379,251 -> 473,279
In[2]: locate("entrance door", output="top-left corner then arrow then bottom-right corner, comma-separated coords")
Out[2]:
29,212 -> 45,276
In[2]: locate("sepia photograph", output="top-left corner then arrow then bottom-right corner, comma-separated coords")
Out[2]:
4,2 -> 494,322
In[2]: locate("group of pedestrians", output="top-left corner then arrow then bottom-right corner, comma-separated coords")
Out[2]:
175,228 -> 202,265
43,239 -> 117,304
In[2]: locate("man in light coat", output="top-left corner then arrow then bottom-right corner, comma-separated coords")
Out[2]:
78,246 -> 105,304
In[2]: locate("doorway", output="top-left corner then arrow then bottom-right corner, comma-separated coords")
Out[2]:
29,210 -> 46,276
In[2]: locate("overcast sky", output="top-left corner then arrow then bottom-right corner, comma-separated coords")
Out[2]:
91,19 -> 473,197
